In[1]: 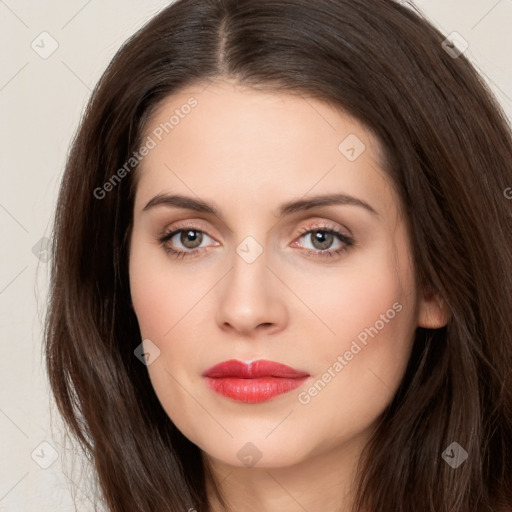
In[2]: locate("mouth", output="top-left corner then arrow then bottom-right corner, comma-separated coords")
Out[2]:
201,359 -> 310,403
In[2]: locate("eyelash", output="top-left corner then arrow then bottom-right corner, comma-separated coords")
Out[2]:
157,222 -> 355,260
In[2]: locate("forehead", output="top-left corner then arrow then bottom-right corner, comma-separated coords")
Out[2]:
134,80 -> 395,218
142,79 -> 382,158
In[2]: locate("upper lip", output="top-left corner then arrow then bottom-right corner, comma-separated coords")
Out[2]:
202,359 -> 310,379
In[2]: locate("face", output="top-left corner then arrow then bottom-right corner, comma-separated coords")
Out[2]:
128,79 -> 433,470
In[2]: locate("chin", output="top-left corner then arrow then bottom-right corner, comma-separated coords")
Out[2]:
201,436 -> 309,470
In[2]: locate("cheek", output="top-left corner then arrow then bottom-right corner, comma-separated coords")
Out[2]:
292,284 -> 415,446
295,239 -> 417,400
296,242 -> 413,348
129,235 -> 204,339
129,240 -> 202,417
307,240 -> 416,415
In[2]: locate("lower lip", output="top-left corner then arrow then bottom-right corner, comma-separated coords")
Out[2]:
204,376 -> 309,403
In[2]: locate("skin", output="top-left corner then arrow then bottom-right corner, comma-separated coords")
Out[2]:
128,79 -> 450,512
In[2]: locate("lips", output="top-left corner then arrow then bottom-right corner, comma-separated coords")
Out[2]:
202,359 -> 309,379
202,359 -> 310,403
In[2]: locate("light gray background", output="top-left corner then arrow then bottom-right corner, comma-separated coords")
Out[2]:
1,1 -> 511,510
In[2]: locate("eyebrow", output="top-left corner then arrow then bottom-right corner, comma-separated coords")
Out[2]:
142,192 -> 379,218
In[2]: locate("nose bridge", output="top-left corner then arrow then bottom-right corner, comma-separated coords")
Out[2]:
228,233 -> 272,305
232,236 -> 270,288
215,232 -> 286,333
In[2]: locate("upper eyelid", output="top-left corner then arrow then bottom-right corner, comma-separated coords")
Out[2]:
296,222 -> 350,235
162,220 -> 347,238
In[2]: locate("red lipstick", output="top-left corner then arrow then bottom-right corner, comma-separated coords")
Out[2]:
202,359 -> 310,403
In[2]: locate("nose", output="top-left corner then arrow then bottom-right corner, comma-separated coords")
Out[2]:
215,245 -> 288,337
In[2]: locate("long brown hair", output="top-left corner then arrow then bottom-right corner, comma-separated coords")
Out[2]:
44,1 -> 512,510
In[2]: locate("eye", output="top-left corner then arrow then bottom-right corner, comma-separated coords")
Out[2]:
158,227 -> 218,259
293,223 -> 355,259
157,222 -> 355,260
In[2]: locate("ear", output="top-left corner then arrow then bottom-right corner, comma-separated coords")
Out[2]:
417,285 -> 451,329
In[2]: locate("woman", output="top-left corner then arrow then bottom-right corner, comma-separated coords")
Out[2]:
44,0 -> 512,511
